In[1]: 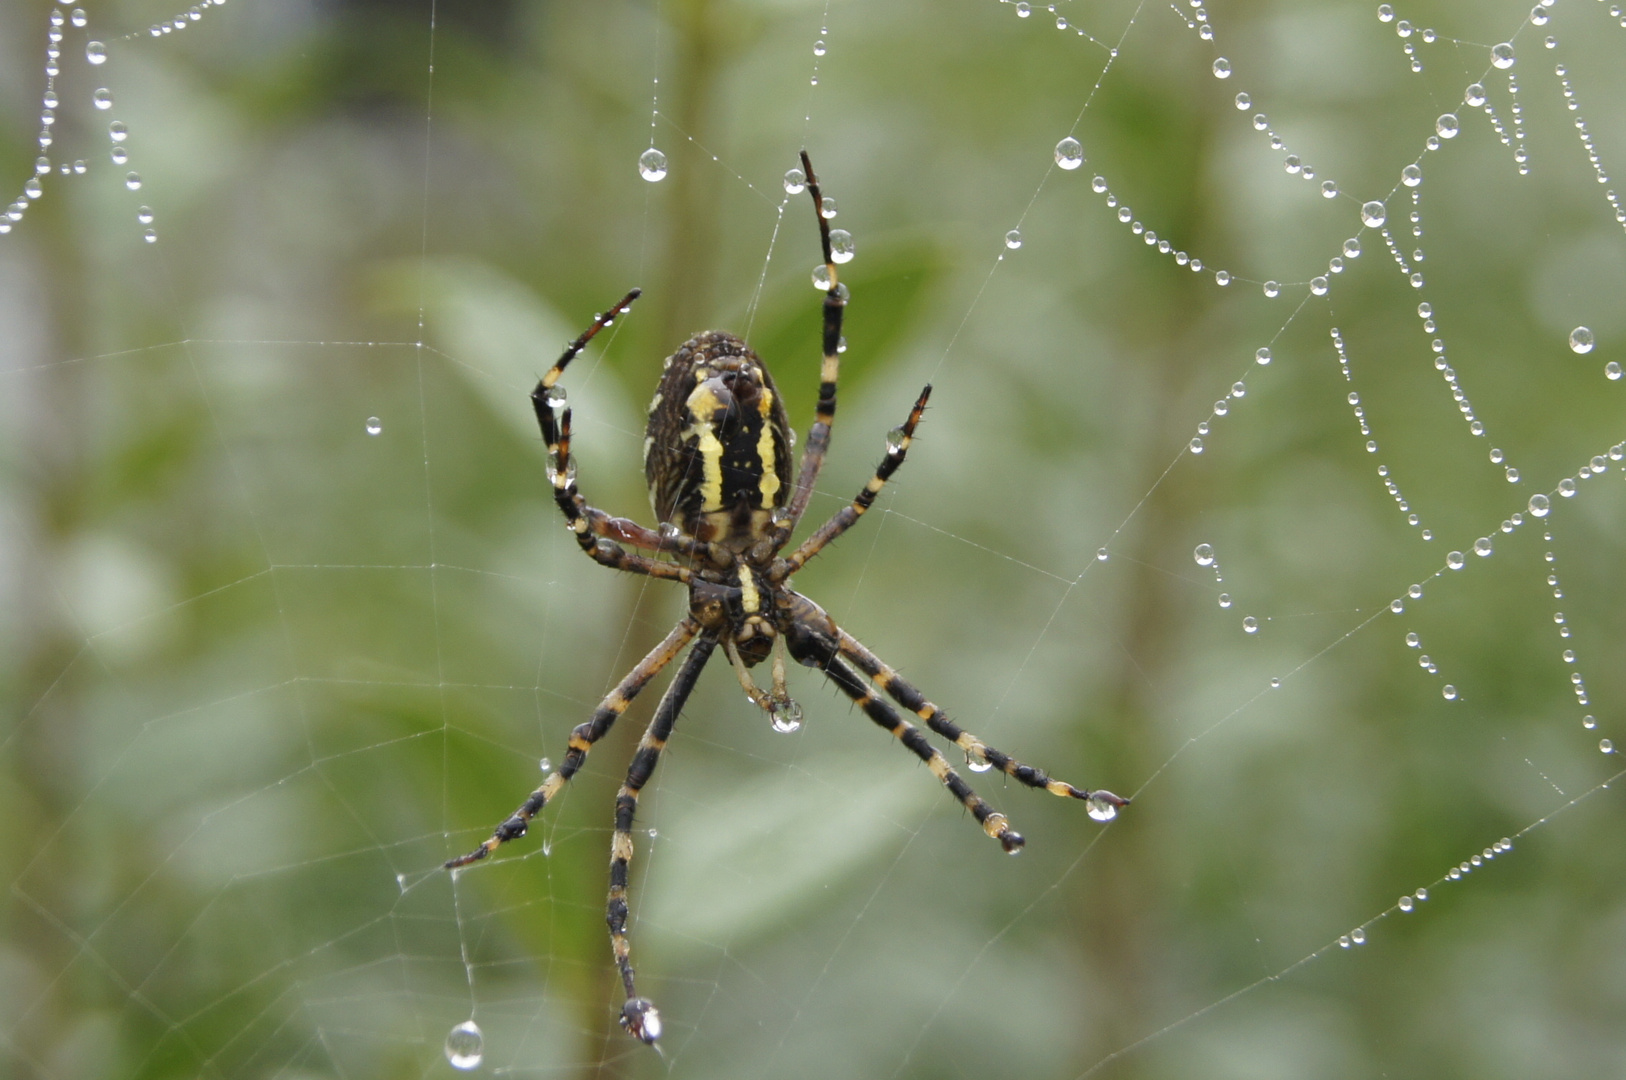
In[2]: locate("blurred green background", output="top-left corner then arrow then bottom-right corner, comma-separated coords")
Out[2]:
3,0 -> 1625,1077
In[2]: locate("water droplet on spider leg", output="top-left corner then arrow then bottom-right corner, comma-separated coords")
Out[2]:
1568,327 -> 1594,354
884,426 -> 908,454
444,1020 -> 484,1070
1054,136 -> 1084,170
365,416 -> 382,436
966,747 -> 993,773
828,228 -> 855,263
770,700 -> 803,733
543,384 -> 567,409
86,40 -> 107,64
1085,791 -> 1122,822
783,167 -> 806,194
93,87 -> 113,110
638,147 -> 668,182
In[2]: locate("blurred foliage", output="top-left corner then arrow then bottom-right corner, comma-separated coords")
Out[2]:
2,0 -> 1624,1078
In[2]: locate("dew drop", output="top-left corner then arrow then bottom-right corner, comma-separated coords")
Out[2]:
771,700 -> 803,733
1004,229 -> 1023,249
445,1021 -> 484,1070
811,264 -> 832,291
1405,632 -> 1420,647
1601,739 -> 1614,754
1435,113 -> 1459,139
1311,276 -> 1329,295
1262,280 -> 1280,298
1442,684 -> 1458,700
1085,791 -> 1122,822
783,167 -> 806,194
820,196 -> 838,219
1473,537 -> 1493,556
125,172 -> 142,191
1398,895 -> 1414,912
1528,493 -> 1550,517
967,748 -> 993,773
1215,270 -> 1231,285
1401,164 -> 1422,187
1218,593 -> 1232,608
1465,83 -> 1487,107
1490,42 -> 1515,69
1231,381 -> 1246,398
93,87 -> 113,110
1189,437 -> 1204,454
1360,201 -> 1386,228
638,147 -> 668,182
885,426 -> 907,454
1212,57 -> 1232,79
1557,478 -> 1576,498
1321,180 -> 1339,199
813,38 -> 826,56
1606,361 -> 1622,381
1568,326 -> 1594,354
829,228 -> 855,264
86,40 -> 107,64
539,756 -> 552,773
1054,137 -> 1085,170
364,416 -> 383,436
1446,551 -> 1465,570
1234,92 -> 1251,109
1343,237 -> 1362,258
1193,543 -> 1215,566
1351,928 -> 1366,945
1269,676 -> 1281,689
109,120 -> 128,142
1255,347 -> 1271,365
1094,547 -> 1109,561
1242,615 -> 1259,634
23,178 -> 42,200
1339,935 -> 1352,949
1015,1 -> 1030,15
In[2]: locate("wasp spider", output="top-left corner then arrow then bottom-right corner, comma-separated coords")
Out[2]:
446,152 -> 1128,1045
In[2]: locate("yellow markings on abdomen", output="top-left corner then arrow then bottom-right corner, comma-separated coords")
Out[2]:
685,382 -> 727,513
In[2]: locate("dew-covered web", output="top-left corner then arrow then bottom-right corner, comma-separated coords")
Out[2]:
5,0 -> 1626,1077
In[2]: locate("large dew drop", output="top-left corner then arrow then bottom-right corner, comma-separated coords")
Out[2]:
444,1020 -> 484,1070
1360,201 -> 1386,228
1568,326 -> 1594,354
1054,137 -> 1084,170
638,148 -> 668,182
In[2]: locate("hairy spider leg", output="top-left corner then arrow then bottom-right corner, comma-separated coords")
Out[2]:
778,384 -> 931,577
836,631 -> 1129,814
444,618 -> 701,869
610,633 -> 718,1045
779,150 -> 848,533
534,290 -> 719,567
819,655 -> 1026,853
542,408 -> 695,582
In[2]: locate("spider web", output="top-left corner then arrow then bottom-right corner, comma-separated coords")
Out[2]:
4,0 -> 1625,1076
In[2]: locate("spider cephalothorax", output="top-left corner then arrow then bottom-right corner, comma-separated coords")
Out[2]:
446,152 -> 1127,1046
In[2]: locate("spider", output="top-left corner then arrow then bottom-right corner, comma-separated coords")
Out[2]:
446,151 -> 1127,1045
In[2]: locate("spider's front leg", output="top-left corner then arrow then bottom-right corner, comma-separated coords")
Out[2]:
607,633 -> 718,1044
444,618 -> 700,869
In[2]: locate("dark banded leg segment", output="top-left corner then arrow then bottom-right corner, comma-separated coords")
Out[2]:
444,618 -> 701,869
609,633 -> 718,1044
837,631 -> 1129,819
821,655 -> 1025,853
779,385 -> 932,577
780,151 -> 848,535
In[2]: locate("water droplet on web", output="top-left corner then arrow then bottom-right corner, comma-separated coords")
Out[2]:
638,147 -> 668,182
1473,537 -> 1493,556
1435,113 -> 1459,139
109,120 -> 129,142
1215,270 -> 1231,285
93,87 -> 113,110
547,452 -> 577,485
1242,616 -> 1259,634
1401,164 -> 1422,187
783,168 -> 805,194
1466,82 -> 1487,107
86,40 -> 107,64
829,228 -> 855,264
1004,229 -> 1022,249
365,416 -> 382,435
1606,362 -> 1623,381
1211,57 -> 1231,79
1360,201 -> 1386,228
1217,593 -> 1231,608
1015,1 -> 1030,15
1490,42 -> 1515,69
1446,551 -> 1465,570
1398,894 -> 1414,912
1231,381 -> 1246,398
1442,684 -> 1458,700
1568,326 -> 1594,353
1234,92 -> 1251,109
1054,137 -> 1084,170
1600,739 -> 1613,754
1557,478 -> 1575,498
1311,276 -> 1329,295
1096,547 -> 1109,561
143,229 -> 157,243
445,1020 -> 484,1070
1343,237 -> 1362,258
1528,493 -> 1550,517
1338,934 -> 1352,949
111,146 -> 128,165
1193,543 -> 1215,567
770,700 -> 802,733
125,172 -> 142,190
1189,437 -> 1204,454
1085,791 -> 1121,821
1268,676 -> 1281,689
813,38 -> 826,56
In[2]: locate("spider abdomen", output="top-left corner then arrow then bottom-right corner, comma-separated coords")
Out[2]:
644,331 -> 792,549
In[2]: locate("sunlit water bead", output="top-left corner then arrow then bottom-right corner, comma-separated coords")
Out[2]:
1568,326 -> 1595,354
93,87 -> 113,110
1607,362 -> 1623,381
782,167 -> 805,194
86,39 -> 107,64
1435,113 -> 1459,139
1234,91 -> 1251,109
1360,201 -> 1386,228
1528,493 -> 1550,517
1212,57 -> 1231,79
770,699 -> 803,733
1054,137 -> 1084,170
365,416 -> 383,436
828,228 -> 855,264
444,1020 -> 484,1070
1085,791 -> 1122,822
637,147 -> 667,182
1445,550 -> 1465,570
1491,41 -> 1516,69
1241,615 -> 1259,634
1004,229 -> 1022,249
